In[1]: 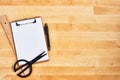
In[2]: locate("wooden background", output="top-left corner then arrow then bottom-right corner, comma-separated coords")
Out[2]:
0,0 -> 120,80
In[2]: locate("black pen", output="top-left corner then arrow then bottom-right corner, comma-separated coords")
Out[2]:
44,23 -> 50,51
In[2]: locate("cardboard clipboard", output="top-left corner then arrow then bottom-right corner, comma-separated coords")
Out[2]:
0,15 -> 49,65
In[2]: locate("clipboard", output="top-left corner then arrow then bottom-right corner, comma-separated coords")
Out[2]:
0,15 -> 49,65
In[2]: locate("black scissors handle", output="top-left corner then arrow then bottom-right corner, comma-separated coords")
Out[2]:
13,51 -> 47,78
14,59 -> 32,77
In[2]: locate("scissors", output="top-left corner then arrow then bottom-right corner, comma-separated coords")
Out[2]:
13,51 -> 47,78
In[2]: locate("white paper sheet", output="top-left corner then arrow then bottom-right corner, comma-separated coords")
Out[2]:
11,17 -> 49,65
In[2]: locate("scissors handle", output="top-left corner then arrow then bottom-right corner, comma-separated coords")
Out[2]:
14,59 -> 32,78
13,51 -> 47,78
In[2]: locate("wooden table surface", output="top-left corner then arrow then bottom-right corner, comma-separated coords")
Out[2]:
0,0 -> 120,80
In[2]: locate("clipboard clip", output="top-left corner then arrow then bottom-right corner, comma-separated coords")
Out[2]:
16,18 -> 36,26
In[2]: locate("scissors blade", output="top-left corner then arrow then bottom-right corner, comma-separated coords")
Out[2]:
30,51 -> 47,64
40,53 -> 47,58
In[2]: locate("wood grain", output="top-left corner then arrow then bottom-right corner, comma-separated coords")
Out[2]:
0,0 -> 120,6
0,1 -> 120,80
